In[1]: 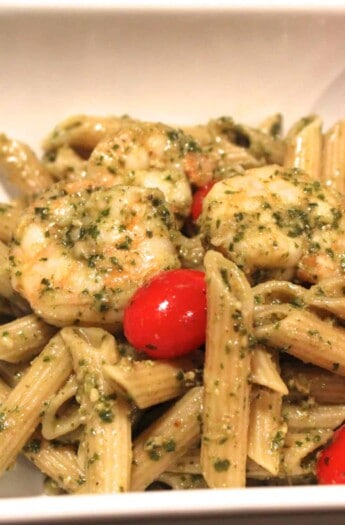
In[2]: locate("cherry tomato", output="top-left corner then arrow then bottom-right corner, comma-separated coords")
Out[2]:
316,425 -> 345,484
123,269 -> 206,359
191,182 -> 216,221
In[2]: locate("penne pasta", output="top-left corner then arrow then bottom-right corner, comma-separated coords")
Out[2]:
104,353 -> 202,409
61,327 -> 131,493
321,119 -> 345,194
201,251 -> 252,488
255,306 -> 345,376
248,386 -> 287,476
0,134 -> 53,195
283,403 -> 345,431
41,375 -> 81,440
284,115 -> 323,179
0,314 -> 56,363
282,360 -> 345,404
0,333 -> 72,475
250,347 -> 288,395
131,386 -> 203,491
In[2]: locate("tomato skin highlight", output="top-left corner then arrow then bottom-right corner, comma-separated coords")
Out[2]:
191,182 -> 216,221
123,269 -> 206,359
317,425 -> 345,484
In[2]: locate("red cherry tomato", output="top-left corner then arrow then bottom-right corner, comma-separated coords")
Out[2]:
123,269 -> 206,359
191,182 -> 216,221
317,425 -> 345,484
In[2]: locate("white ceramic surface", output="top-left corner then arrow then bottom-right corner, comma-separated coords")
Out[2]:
1,2 -> 345,522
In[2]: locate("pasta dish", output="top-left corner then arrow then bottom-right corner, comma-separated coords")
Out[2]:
0,113 -> 344,493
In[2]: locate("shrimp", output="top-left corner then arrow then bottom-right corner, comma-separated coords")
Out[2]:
87,122 -> 216,188
10,181 -> 180,327
87,168 -> 192,226
199,164 -> 345,283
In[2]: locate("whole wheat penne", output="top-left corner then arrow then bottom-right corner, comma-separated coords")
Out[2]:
131,386 -> 203,491
42,114 -> 134,153
282,361 -> 345,404
283,403 -> 345,430
201,250 -> 252,488
82,396 -> 132,493
0,376 -> 84,492
0,134 -> 53,195
248,386 -> 287,476
303,276 -> 345,321
41,375 -> 81,440
255,306 -> 345,376
0,333 -> 72,475
284,115 -> 322,179
321,119 -> 345,194
0,314 -> 56,363
168,448 -> 202,475
158,472 -> 207,490
258,113 -> 282,138
104,353 -> 202,409
251,347 -> 288,395
62,327 -> 131,493
0,240 -> 28,312
282,429 -> 333,477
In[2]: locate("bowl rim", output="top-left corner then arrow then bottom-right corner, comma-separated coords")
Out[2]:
0,0 -> 345,11
1,485 -> 345,523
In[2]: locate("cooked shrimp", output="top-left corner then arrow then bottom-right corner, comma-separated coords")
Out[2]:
200,164 -> 345,283
87,168 -> 192,226
10,181 -> 180,327
87,122 -> 216,188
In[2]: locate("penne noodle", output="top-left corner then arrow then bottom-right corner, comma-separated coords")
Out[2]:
104,353 -> 202,409
258,113 -> 283,138
248,386 -> 287,476
282,360 -> 345,404
282,429 -> 332,477
41,375 -> 81,440
42,114 -> 134,154
321,119 -> 345,194
0,240 -> 28,312
0,314 -> 56,363
131,386 -> 203,491
0,134 -> 53,195
61,327 -> 131,493
201,251 -> 252,488
82,396 -> 132,494
0,333 -> 72,475
255,306 -> 345,376
168,448 -> 202,475
158,472 -> 207,490
251,347 -> 288,395
0,376 -> 84,493
283,403 -> 345,431
284,115 -> 322,179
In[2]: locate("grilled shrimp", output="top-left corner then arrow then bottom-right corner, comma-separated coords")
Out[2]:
87,122 -> 216,188
200,165 -> 345,283
10,181 -> 179,327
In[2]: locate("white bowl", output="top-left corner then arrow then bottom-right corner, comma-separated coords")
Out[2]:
1,2 -> 345,523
